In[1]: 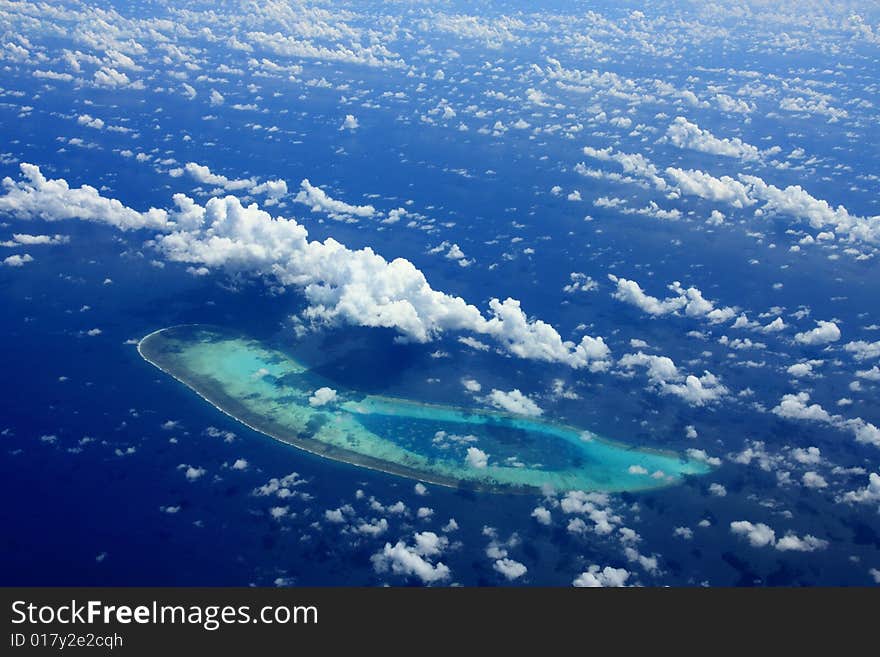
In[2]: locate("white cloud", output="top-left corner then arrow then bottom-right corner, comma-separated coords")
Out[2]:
791,446 -> 821,465
246,30 -> 405,69
170,164 -> 288,203
609,275 -> 685,316
458,336 -> 490,352
294,179 -> 376,218
686,449 -> 721,467
742,175 -> 879,245
412,531 -> 448,557
493,558 -> 527,580
3,253 -> 33,267
715,93 -> 754,114
840,472 -> 880,504
180,464 -> 206,481
855,365 -> 880,381
773,392 -> 880,449
3,158 -> 615,373
802,471 -> 828,489
531,507 -> 552,525
308,387 -> 337,407
0,163 -> 168,230
665,117 -> 761,161
94,66 -> 134,88
77,114 -> 104,130
709,483 -> 727,497
773,392 -> 833,423
355,518 -> 389,537
2,233 -> 69,246
618,352 -> 727,406
845,340 -> 880,361
580,146 -> 666,190
484,389 -> 543,417
179,162 -> 254,191
665,167 -> 754,208
775,534 -> 829,552
787,362 -> 813,378
340,114 -> 359,131
608,275 -> 735,322
730,520 -> 776,547
572,565 -> 630,587
371,534 -> 451,584
250,179 -> 288,202
462,378 -> 482,393
0,170 -> 609,371
794,320 -> 840,345
464,446 -> 489,469
563,272 -> 598,294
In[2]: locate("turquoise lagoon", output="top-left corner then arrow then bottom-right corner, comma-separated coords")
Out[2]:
138,325 -> 710,493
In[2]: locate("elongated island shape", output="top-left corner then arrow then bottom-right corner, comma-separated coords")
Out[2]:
138,325 -> 711,493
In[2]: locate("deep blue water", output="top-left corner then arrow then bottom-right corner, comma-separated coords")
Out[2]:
1,0 -> 879,586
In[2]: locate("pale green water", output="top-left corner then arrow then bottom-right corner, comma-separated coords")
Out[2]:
138,325 -> 710,493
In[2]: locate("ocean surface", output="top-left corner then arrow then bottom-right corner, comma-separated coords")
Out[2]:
1,0 -> 879,586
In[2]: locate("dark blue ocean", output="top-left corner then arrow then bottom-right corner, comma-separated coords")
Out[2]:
1,0 -> 879,586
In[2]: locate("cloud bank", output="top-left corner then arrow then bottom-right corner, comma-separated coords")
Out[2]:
1,164 -> 611,372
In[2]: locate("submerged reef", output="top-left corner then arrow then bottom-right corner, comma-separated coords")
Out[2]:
139,325 -> 710,493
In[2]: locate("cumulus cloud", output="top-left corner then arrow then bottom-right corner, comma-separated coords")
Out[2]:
0,163 -> 168,230
731,520 -> 829,552
94,66 -> 136,89
617,154 -> 879,247
371,533 -> 451,584
484,389 -> 543,417
559,491 -> 621,535
1,233 -> 69,246
802,471 -> 828,489
580,146 -> 666,189
742,175 -> 879,245
308,387 -> 337,407
294,179 -> 376,218
773,392 -> 834,423
775,534 -> 829,552
177,162 -> 254,192
794,320 -> 841,345
0,165 -> 611,371
618,352 -> 728,406
772,392 -> 880,448
179,464 -> 207,481
251,179 -> 289,201
156,198 -> 610,369
608,275 -> 735,322
531,507 -> 552,525
340,114 -> 359,131
665,117 -> 761,161
730,520 -> 776,547
171,163 -> 288,202
572,565 -> 630,587
855,365 -> 880,381
665,167 -> 754,208
461,378 -> 482,393
493,558 -> 527,580
464,446 -> 489,469
844,340 -> 880,361
3,253 -> 33,267
840,472 -> 880,504
77,114 -> 104,130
